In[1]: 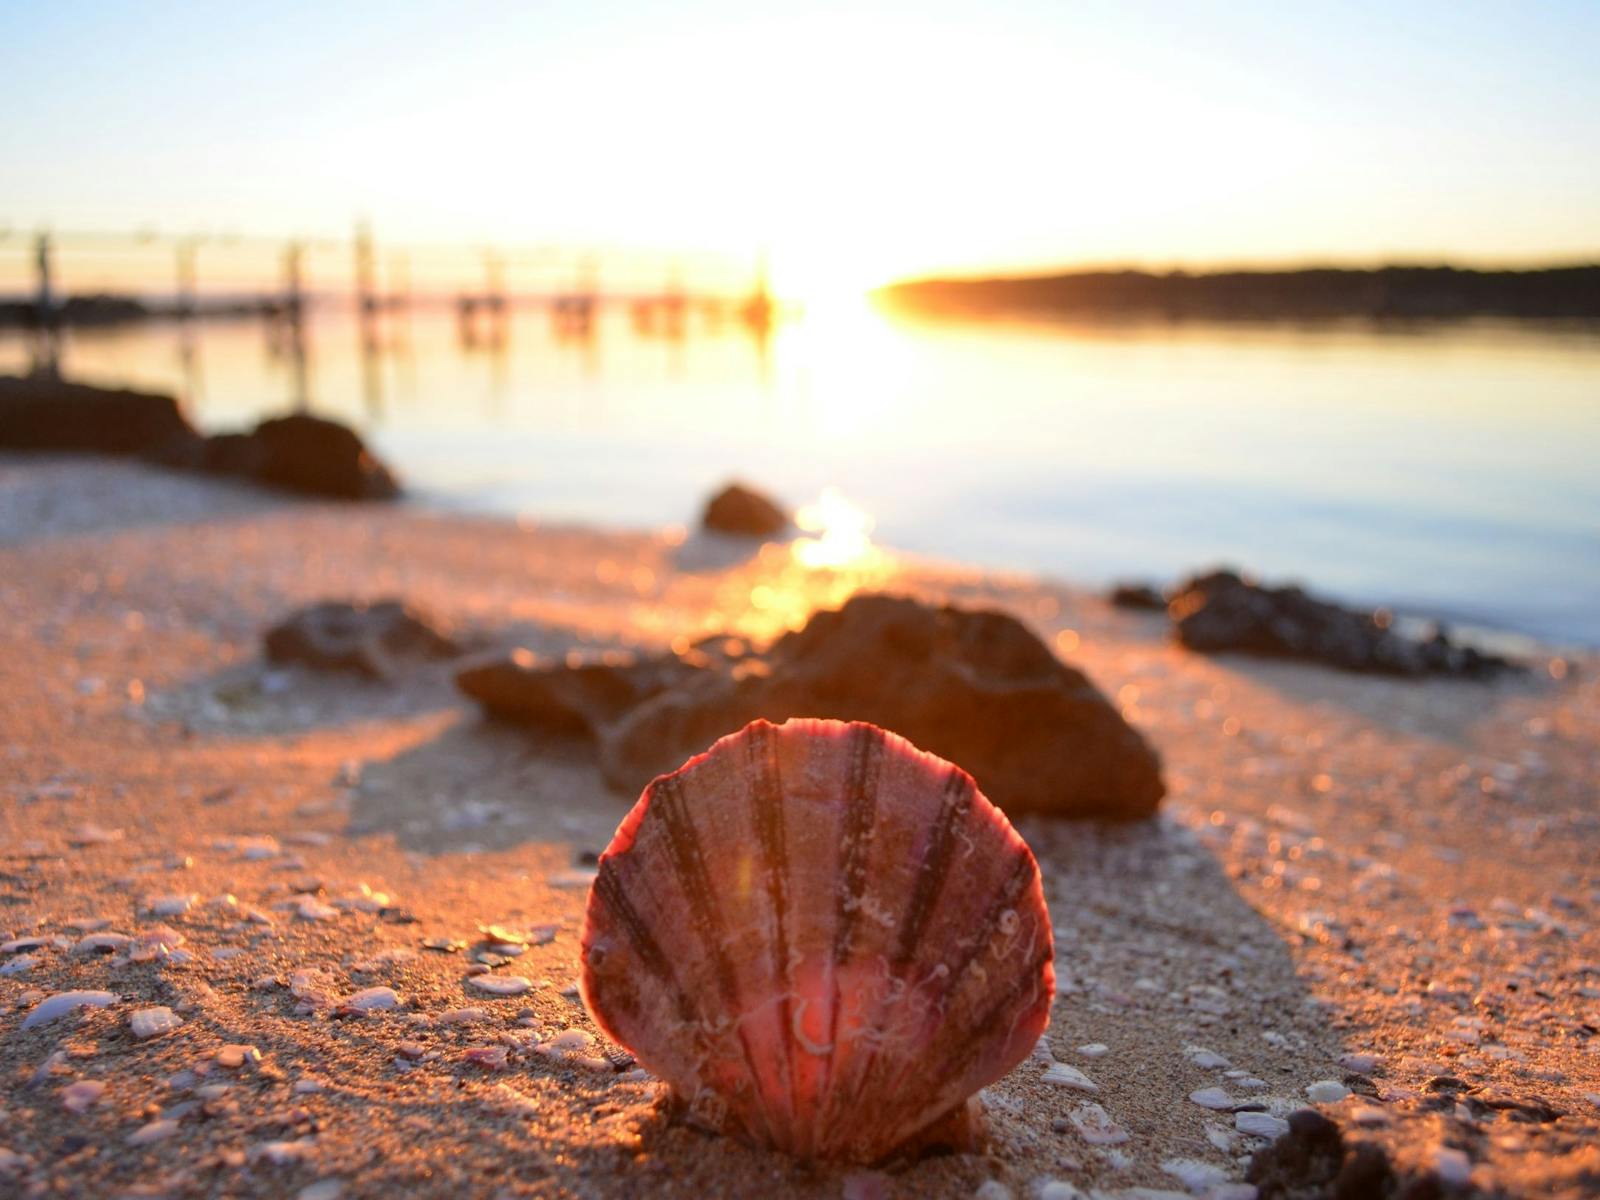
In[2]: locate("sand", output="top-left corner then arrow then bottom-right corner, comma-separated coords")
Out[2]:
0,454 -> 1596,1199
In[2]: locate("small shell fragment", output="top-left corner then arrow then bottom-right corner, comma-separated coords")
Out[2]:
467,975 -> 532,996
130,1006 -> 184,1040
21,990 -> 118,1030
1042,1063 -> 1099,1092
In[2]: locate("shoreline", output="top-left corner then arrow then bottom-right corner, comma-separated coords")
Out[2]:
1,456 -> 1597,1198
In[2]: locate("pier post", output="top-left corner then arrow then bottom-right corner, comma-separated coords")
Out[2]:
33,231 -> 60,377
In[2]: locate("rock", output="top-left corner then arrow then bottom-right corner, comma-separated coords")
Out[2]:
265,600 -> 460,678
0,374 -> 199,456
199,430 -> 268,476
701,481 -> 788,537
0,376 -> 400,500
1109,582 -> 1167,611
1243,1108 -> 1413,1199
1168,568 -> 1518,678
455,646 -> 706,736
600,593 -> 1166,819
249,413 -> 400,500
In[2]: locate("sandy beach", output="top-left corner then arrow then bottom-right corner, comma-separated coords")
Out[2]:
1,455 -> 1597,1199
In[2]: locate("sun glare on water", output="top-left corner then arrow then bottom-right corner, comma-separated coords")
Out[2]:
792,487 -> 880,570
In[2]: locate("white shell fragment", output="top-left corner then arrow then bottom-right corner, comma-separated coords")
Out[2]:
1235,1111 -> 1290,1139
1042,1062 -> 1099,1092
130,1006 -> 184,1039
61,1080 -> 107,1113
1189,1086 -> 1233,1110
145,894 -> 196,917
341,987 -> 401,1011
1306,1079 -> 1351,1103
467,975 -> 532,996
128,1119 -> 180,1145
1068,1101 -> 1130,1145
21,990 -> 118,1030
1184,1044 -> 1232,1069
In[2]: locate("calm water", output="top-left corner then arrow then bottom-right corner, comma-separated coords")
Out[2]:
5,302 -> 1598,646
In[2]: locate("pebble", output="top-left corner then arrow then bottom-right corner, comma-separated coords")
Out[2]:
974,1182 -> 1012,1200
21,989 -> 117,1030
1043,1062 -> 1099,1092
1339,1052 -> 1378,1072
1305,1079 -> 1350,1103
292,1079 -> 326,1094
467,974 -> 533,996
1036,1184 -> 1085,1200
73,932 -> 132,954
61,1080 -> 106,1113
252,1139 -> 314,1164
127,1118 -> 179,1145
340,986 -> 401,1012
130,1006 -> 184,1039
1076,1043 -> 1109,1058
0,954 -> 40,976
1068,1102 -> 1129,1145
217,1044 -> 262,1069
145,893 -> 196,917
1189,1087 -> 1233,1110
1234,1111 -> 1289,1139
296,897 -> 339,921
70,822 -> 123,846
298,1183 -> 344,1200
438,1007 -> 489,1024
1434,1147 -> 1472,1186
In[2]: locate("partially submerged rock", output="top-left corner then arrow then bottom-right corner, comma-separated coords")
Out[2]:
457,593 -> 1166,820
701,481 -> 788,537
1,375 -> 399,501
265,600 -> 461,678
1108,582 -> 1166,611
248,413 -> 400,501
456,648 -> 699,736
0,374 -> 197,455
1169,569 -> 1518,679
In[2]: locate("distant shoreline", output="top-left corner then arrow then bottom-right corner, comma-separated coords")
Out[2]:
876,264 -> 1600,320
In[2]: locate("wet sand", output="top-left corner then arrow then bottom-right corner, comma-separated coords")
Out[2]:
1,456 -> 1596,1198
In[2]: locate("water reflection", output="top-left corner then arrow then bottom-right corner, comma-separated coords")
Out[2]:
1,303 -> 1597,643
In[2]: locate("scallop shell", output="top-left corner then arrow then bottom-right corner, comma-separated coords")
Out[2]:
580,717 -> 1054,1163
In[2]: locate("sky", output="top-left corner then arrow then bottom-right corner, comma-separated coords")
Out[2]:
2,0 -> 1598,295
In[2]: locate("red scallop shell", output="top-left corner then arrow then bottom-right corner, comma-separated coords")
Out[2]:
580,718 -> 1054,1163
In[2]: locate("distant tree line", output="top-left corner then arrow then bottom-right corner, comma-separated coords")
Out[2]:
876,265 -> 1600,319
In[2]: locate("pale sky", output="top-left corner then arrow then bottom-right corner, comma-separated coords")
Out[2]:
2,0 -> 1598,294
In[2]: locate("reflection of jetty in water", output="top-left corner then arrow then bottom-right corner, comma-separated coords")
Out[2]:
1,225 -> 789,411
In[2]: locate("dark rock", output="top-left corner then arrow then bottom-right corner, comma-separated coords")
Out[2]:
249,413 -> 400,501
1247,1107 -> 1347,1196
264,600 -> 460,678
0,374 -> 199,455
1109,582 -> 1166,611
200,431 -> 268,477
0,375 -> 401,502
455,649 -> 707,738
599,592 -> 1166,819
1168,569 -> 1519,679
1334,1142 -> 1400,1199
701,481 -> 788,537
